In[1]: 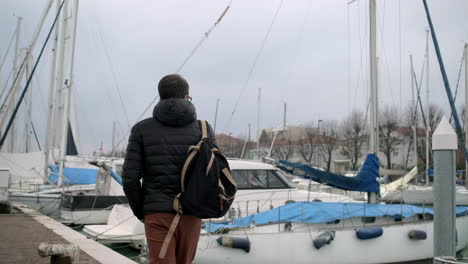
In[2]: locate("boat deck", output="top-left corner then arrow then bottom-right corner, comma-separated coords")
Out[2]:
0,204 -> 137,264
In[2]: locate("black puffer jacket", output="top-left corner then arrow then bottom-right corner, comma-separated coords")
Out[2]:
122,98 -> 216,220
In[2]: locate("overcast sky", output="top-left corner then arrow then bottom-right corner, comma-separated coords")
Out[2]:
1,0 -> 468,155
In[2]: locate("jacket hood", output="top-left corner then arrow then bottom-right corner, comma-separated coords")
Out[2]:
153,98 -> 197,126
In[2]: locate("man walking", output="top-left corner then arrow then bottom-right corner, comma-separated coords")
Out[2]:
122,74 -> 217,264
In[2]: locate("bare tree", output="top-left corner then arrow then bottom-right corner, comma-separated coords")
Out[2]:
428,103 -> 443,133
417,103 -> 443,169
379,105 -> 402,169
216,133 -> 243,158
299,126 -> 317,165
258,129 -> 272,158
340,110 -> 367,171
319,121 -> 340,171
272,135 -> 294,162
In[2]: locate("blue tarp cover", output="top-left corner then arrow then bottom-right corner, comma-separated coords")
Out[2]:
205,201 -> 468,233
278,154 -> 380,193
49,165 -> 98,185
48,165 -> 123,185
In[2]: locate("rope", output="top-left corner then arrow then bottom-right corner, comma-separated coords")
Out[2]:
222,0 -> 284,133
175,1 -> 232,74
93,214 -> 136,238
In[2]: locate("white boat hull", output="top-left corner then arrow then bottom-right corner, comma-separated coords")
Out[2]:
60,207 -> 113,225
9,193 -> 61,217
382,186 -> 468,206
195,215 -> 468,264
82,204 -> 145,249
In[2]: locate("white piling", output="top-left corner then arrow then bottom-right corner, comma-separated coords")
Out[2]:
432,117 -> 457,261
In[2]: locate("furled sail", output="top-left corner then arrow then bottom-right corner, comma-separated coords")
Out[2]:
66,121 -> 78,155
277,154 -> 380,193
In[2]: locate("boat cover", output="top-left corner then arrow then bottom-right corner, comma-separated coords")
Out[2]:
110,169 -> 123,185
48,165 -> 123,185
205,201 -> 468,233
49,165 -> 98,185
278,154 -> 380,192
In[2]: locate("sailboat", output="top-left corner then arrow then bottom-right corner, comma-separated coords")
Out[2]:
82,159 -> 360,246
380,36 -> 468,206
3,0 -> 126,223
193,1 -> 468,263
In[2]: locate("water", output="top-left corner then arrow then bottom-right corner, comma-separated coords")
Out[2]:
105,243 -> 147,264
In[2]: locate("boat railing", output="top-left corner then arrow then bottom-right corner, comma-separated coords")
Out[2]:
9,179 -> 95,194
434,256 -> 468,264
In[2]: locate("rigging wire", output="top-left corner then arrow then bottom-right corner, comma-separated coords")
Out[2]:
85,17 -> 126,134
31,120 -> 42,151
449,50 -> 465,122
352,0 -> 368,112
286,0 -> 312,79
422,0 -> 468,162
377,0 -> 395,107
412,58 -> 427,130
0,67 -> 14,107
110,95 -> 159,154
175,1 -> 232,74
221,0 -> 284,133
94,13 -> 132,129
32,72 -> 48,120
0,29 -> 17,74
110,1 -> 232,153
0,0 -> 65,150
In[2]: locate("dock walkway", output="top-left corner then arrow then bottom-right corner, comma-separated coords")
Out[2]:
0,204 -> 137,264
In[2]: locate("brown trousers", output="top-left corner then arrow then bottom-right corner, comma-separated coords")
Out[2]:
144,213 -> 202,264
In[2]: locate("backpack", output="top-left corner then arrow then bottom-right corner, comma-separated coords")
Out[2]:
158,120 -> 237,259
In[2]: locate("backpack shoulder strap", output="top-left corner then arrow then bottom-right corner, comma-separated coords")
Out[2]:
199,120 -> 208,140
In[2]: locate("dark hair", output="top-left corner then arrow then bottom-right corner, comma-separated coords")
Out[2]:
158,74 -> 189,99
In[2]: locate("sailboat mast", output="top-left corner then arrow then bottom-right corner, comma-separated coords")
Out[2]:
56,0 -> 69,187
44,0 -> 61,181
256,88 -> 261,160
464,43 -> 468,187
410,55 -> 418,173
58,0 -> 79,187
368,0 -> 378,204
213,98 -> 219,134
24,52 -> 33,153
425,29 -> 430,186
111,121 -> 116,157
369,0 -> 378,155
8,16 -> 22,153
247,123 -> 251,159
283,101 -> 287,130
